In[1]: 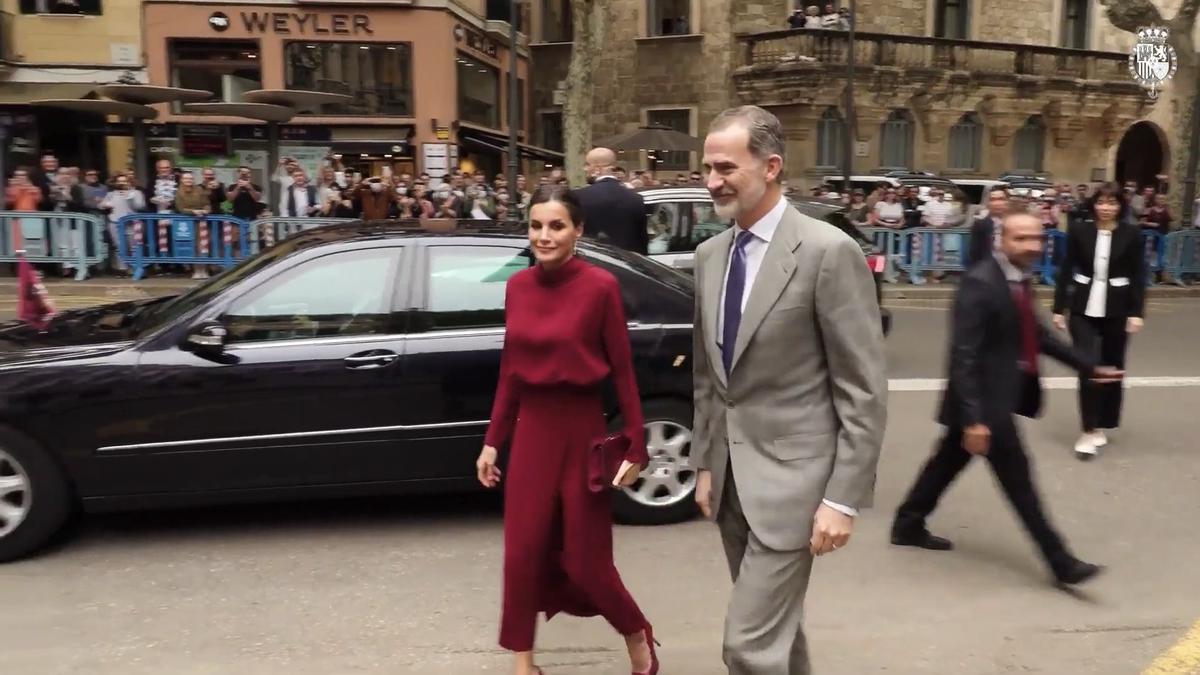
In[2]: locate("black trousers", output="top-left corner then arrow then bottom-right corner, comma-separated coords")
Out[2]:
893,422 -> 1072,567
1069,314 -> 1128,432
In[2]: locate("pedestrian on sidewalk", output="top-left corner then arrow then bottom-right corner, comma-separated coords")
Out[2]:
475,186 -> 659,675
690,105 -> 887,675
891,211 -> 1123,587
1052,183 -> 1145,459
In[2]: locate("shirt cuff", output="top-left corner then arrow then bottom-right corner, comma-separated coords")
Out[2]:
822,499 -> 858,517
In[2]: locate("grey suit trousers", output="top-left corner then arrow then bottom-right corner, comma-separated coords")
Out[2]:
718,462 -> 815,675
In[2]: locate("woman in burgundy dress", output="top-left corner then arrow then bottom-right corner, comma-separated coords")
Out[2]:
475,186 -> 660,675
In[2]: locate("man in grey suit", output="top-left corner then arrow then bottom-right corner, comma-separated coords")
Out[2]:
692,105 -> 888,674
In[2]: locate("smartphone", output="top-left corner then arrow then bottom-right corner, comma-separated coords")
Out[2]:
334,170 -> 346,185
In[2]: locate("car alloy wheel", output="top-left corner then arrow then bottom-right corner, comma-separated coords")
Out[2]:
0,449 -> 32,539
623,419 -> 695,509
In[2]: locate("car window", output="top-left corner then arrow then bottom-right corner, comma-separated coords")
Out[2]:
646,202 -> 677,254
420,245 -> 532,330
222,248 -> 398,344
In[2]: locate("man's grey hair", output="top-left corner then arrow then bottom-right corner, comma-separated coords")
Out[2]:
708,105 -> 787,166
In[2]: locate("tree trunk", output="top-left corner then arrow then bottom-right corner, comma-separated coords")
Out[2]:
562,0 -> 606,187
1102,0 -> 1199,223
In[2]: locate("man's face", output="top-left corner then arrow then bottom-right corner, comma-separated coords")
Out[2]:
238,169 -> 251,182
115,177 -> 130,191
41,155 -> 57,172
156,161 -> 172,177
13,171 -> 28,186
702,124 -> 779,222
85,171 -> 99,184
1000,214 -> 1044,270
202,170 -> 217,184
987,190 -> 1008,215
293,171 -> 308,187
181,173 -> 195,187
517,175 -> 527,189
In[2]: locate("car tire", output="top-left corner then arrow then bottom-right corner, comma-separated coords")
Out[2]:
610,398 -> 698,526
0,427 -> 74,563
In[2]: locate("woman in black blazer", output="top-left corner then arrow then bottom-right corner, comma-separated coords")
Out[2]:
1052,183 -> 1146,459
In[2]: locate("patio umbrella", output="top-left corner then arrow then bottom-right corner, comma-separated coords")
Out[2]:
594,125 -> 703,154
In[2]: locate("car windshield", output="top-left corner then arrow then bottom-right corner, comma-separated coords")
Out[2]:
132,236 -> 316,338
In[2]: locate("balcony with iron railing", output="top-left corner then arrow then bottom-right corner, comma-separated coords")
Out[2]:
735,28 -> 1144,94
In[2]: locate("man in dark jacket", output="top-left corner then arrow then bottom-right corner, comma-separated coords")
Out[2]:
576,147 -> 649,255
965,186 -> 1009,268
891,211 -> 1123,587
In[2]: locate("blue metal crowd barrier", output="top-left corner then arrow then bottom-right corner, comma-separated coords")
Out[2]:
114,214 -> 253,281
860,226 -> 1173,286
0,211 -> 108,280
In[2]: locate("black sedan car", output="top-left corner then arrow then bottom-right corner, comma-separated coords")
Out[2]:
0,223 -> 699,561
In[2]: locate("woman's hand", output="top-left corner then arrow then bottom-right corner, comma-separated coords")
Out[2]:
617,462 -> 643,488
1052,313 -> 1067,331
476,445 -> 501,488
1127,317 -> 1144,334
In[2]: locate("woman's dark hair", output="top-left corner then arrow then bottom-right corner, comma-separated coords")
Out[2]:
529,185 -> 584,227
1086,182 -> 1128,222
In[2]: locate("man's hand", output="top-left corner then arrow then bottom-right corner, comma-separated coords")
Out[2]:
1126,317 -> 1144,334
1052,313 -> 1067,331
963,423 -> 990,456
1091,366 -> 1125,383
810,504 -> 853,556
695,469 -> 713,519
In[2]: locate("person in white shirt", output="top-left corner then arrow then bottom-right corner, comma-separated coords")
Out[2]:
284,170 -> 320,218
1051,183 -> 1146,459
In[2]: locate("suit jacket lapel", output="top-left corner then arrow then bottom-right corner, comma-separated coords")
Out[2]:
703,227 -> 734,387
730,208 -> 802,372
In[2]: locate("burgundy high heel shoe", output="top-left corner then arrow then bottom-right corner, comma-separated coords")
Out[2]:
633,625 -> 661,675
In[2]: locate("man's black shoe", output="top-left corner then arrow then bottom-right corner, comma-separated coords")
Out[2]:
1053,559 -> 1104,586
890,530 -> 954,551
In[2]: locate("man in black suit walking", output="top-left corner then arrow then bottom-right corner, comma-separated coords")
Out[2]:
891,211 -> 1123,586
964,186 -> 1010,267
576,147 -> 649,255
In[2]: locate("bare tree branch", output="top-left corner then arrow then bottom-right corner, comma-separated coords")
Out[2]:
1174,0 -> 1200,33
1100,0 -> 1164,34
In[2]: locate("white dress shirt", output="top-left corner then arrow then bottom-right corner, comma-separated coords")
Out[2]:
291,186 -> 312,217
1084,231 -> 1112,318
716,195 -> 858,518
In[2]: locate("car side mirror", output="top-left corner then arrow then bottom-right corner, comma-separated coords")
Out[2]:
184,319 -> 227,356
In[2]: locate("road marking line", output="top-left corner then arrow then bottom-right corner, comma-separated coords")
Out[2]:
888,376 -> 1200,391
1143,620 -> 1200,675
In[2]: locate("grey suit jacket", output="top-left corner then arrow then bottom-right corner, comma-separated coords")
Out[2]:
692,203 -> 888,551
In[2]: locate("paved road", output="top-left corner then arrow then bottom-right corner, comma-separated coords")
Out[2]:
2,303 -> 1199,674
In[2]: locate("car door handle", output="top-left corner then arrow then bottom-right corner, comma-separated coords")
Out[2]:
344,350 -> 399,370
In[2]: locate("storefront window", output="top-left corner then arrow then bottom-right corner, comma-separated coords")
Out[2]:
170,40 -> 261,105
285,42 -> 414,117
458,54 -> 500,129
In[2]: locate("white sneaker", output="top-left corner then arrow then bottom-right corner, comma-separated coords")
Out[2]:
1074,435 -> 1098,460
1091,431 -> 1109,448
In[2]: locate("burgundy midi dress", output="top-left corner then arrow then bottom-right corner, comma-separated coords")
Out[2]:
484,255 -> 651,652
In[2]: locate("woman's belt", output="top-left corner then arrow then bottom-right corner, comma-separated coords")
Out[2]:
1073,273 -> 1131,287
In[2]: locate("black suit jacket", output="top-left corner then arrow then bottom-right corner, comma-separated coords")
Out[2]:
938,256 -> 1096,429
575,178 -> 649,255
1052,220 -> 1146,320
964,215 -> 998,268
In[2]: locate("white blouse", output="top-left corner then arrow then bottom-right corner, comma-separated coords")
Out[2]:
1084,231 -> 1112,318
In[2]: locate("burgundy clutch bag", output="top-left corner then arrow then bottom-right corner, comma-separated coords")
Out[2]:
587,432 -> 631,493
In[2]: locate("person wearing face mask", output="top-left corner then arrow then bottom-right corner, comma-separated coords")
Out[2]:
475,185 -> 658,675
1052,184 -> 1145,459
356,177 -> 394,220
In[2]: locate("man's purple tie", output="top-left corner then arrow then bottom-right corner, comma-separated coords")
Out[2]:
722,230 -> 754,376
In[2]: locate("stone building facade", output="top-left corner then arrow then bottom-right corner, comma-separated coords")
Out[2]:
528,0 -> 1175,190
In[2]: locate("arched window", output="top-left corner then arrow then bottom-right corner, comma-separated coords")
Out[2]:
1012,115 -> 1046,172
879,109 -> 914,170
815,107 -> 844,169
947,113 -> 981,171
